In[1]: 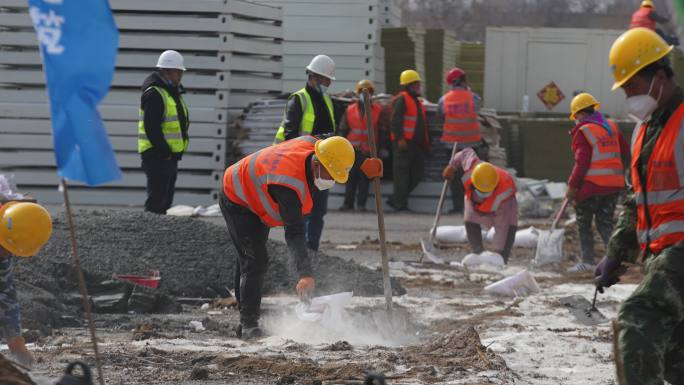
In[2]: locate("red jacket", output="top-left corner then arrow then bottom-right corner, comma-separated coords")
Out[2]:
567,113 -> 629,203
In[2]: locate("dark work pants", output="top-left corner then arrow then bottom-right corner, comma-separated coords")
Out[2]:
343,150 -> 370,209
219,194 -> 270,328
305,188 -> 328,251
575,193 -> 618,264
142,158 -> 178,214
448,141 -> 489,213
391,140 -> 425,209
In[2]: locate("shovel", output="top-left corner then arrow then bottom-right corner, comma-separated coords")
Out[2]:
559,288 -> 608,326
534,198 -> 569,265
420,142 -> 459,264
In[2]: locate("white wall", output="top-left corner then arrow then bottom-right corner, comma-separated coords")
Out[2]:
484,27 -> 627,118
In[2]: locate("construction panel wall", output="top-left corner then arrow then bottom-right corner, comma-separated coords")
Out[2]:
0,0 -> 283,206
381,27 -> 425,96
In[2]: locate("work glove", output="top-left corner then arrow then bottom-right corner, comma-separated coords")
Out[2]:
442,165 -> 455,180
296,276 -> 315,298
397,139 -> 408,151
7,336 -> 34,368
594,256 -> 627,292
361,158 -> 383,179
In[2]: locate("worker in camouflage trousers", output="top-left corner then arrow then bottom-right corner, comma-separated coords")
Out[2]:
597,29 -> 684,385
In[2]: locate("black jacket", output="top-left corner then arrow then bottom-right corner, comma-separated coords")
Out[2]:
281,84 -> 337,141
140,72 -> 189,161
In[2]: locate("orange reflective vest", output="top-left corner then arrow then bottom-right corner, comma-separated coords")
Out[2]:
391,91 -> 429,145
573,120 -> 625,188
462,166 -> 516,213
223,136 -> 316,227
440,89 -> 481,145
345,102 -> 381,153
632,104 -> 684,255
630,6 -> 656,30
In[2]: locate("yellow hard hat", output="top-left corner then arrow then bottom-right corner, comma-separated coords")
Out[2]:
471,162 -> 499,193
399,69 -> 421,86
569,93 -> 600,120
609,28 -> 673,90
355,79 -> 375,95
641,0 -> 653,7
314,136 -> 355,183
0,202 -> 52,257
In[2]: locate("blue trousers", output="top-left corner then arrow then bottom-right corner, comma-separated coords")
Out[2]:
305,188 -> 329,251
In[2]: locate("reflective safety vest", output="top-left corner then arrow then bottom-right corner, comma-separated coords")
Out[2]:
632,103 -> 684,255
138,86 -> 189,154
573,120 -> 625,188
630,6 -> 657,30
462,165 -> 516,213
345,102 -> 381,153
391,91 -> 428,145
274,88 -> 335,144
440,89 -> 481,146
223,136 -> 316,227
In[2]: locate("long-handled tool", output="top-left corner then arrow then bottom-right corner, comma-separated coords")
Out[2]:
419,142 -> 459,264
534,198 -> 570,265
361,88 -> 392,313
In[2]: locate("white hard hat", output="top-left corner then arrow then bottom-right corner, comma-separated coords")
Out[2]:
156,50 -> 186,71
306,54 -> 336,80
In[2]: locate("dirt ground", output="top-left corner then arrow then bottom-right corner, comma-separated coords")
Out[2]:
3,208 -> 640,385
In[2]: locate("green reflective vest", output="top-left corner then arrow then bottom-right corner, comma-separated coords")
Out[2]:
138,86 -> 189,154
274,88 -> 335,144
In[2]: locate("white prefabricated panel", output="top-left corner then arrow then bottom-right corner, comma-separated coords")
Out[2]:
484,27 -> 627,117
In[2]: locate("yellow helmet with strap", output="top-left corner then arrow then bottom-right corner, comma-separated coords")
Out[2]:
0,202 -> 52,257
314,136 -> 355,183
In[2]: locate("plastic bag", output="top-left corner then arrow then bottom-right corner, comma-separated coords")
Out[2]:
485,270 -> 540,297
0,174 -> 24,200
166,205 -> 196,216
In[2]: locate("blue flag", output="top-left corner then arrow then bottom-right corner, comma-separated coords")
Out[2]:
28,0 -> 121,186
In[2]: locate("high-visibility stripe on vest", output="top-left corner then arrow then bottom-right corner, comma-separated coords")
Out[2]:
345,102 -> 381,153
632,103 -> 684,255
274,88 -> 336,144
440,89 -> 481,146
223,136 -> 316,227
462,165 -> 516,213
390,91 -> 429,145
630,6 -> 657,30
138,86 -> 189,154
573,120 -> 625,188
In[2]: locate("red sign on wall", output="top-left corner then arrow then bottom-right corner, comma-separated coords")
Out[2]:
537,81 -> 565,110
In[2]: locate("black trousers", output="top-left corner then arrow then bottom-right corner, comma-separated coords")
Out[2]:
219,193 -> 269,327
142,158 -> 178,214
343,150 -> 370,209
448,141 -> 489,212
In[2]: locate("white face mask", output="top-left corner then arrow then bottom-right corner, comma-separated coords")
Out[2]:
314,164 -> 335,190
319,84 -> 329,94
474,189 -> 492,200
625,76 -> 662,122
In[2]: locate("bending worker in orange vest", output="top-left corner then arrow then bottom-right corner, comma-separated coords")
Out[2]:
221,136 -> 382,339
597,28 -> 684,384
443,150 -> 517,265
437,67 -> 488,214
0,202 -> 52,367
565,93 -> 629,273
387,70 -> 430,212
629,0 -> 678,46
338,79 -> 388,212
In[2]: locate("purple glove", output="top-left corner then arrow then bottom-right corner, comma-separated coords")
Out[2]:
594,256 -> 626,292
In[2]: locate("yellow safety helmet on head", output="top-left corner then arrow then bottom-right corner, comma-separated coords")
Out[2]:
399,69 -> 421,86
471,162 -> 499,193
609,28 -> 673,90
641,0 -> 653,7
355,79 -> 375,95
569,93 -> 600,120
0,202 -> 52,257
314,136 -> 355,183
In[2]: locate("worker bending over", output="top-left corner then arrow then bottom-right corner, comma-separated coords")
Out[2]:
443,149 -> 517,265
221,136 -> 382,339
629,0 -> 678,46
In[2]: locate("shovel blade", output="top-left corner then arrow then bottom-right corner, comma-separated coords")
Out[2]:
420,238 -> 446,264
559,295 -> 608,326
535,229 -> 565,265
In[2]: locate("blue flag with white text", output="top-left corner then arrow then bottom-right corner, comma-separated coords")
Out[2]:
28,0 -> 121,186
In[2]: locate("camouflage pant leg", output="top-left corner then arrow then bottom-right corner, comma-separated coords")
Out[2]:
618,244 -> 684,385
575,194 -> 618,264
0,257 -> 21,340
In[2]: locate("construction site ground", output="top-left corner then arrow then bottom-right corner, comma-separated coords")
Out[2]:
9,208 -> 641,385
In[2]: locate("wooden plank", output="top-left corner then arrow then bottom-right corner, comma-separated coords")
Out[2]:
21,187 -> 219,206
0,151 -> 222,170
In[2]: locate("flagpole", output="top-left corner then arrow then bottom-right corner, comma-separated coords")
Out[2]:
60,179 -> 105,385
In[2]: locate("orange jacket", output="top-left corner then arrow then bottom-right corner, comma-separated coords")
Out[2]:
462,167 -> 516,213
440,89 -> 481,145
223,136 -> 315,227
573,120 -> 625,188
391,91 -> 429,146
345,102 -> 381,153
632,104 -> 684,255
630,6 -> 657,30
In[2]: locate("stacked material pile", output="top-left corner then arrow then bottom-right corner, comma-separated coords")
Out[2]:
455,42 -> 485,96
381,27 -> 426,96
424,29 -> 459,102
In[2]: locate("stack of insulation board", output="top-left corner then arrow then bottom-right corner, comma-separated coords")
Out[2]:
0,0 -> 283,206
381,27 -> 426,96
455,42 -> 485,96
424,29 -> 459,102
260,0 -> 391,93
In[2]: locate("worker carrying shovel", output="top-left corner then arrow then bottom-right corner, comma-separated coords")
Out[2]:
221,136 -> 382,339
442,149 -> 517,266
0,202 -> 53,367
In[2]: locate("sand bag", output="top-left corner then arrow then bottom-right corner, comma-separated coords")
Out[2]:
462,251 -> 505,267
485,270 -> 540,297
296,292 -> 353,325
434,226 -> 468,244
515,226 -> 540,248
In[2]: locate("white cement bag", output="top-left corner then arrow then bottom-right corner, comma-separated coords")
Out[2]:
434,226 -> 469,244
166,205 -> 196,216
485,270 -> 540,297
515,227 -> 540,248
295,292 -> 353,324
462,251 -> 505,267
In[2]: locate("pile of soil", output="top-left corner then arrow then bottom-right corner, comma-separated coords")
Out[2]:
0,355 -> 34,385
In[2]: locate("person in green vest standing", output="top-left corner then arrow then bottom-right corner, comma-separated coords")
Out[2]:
274,55 -> 338,254
138,50 -> 190,214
